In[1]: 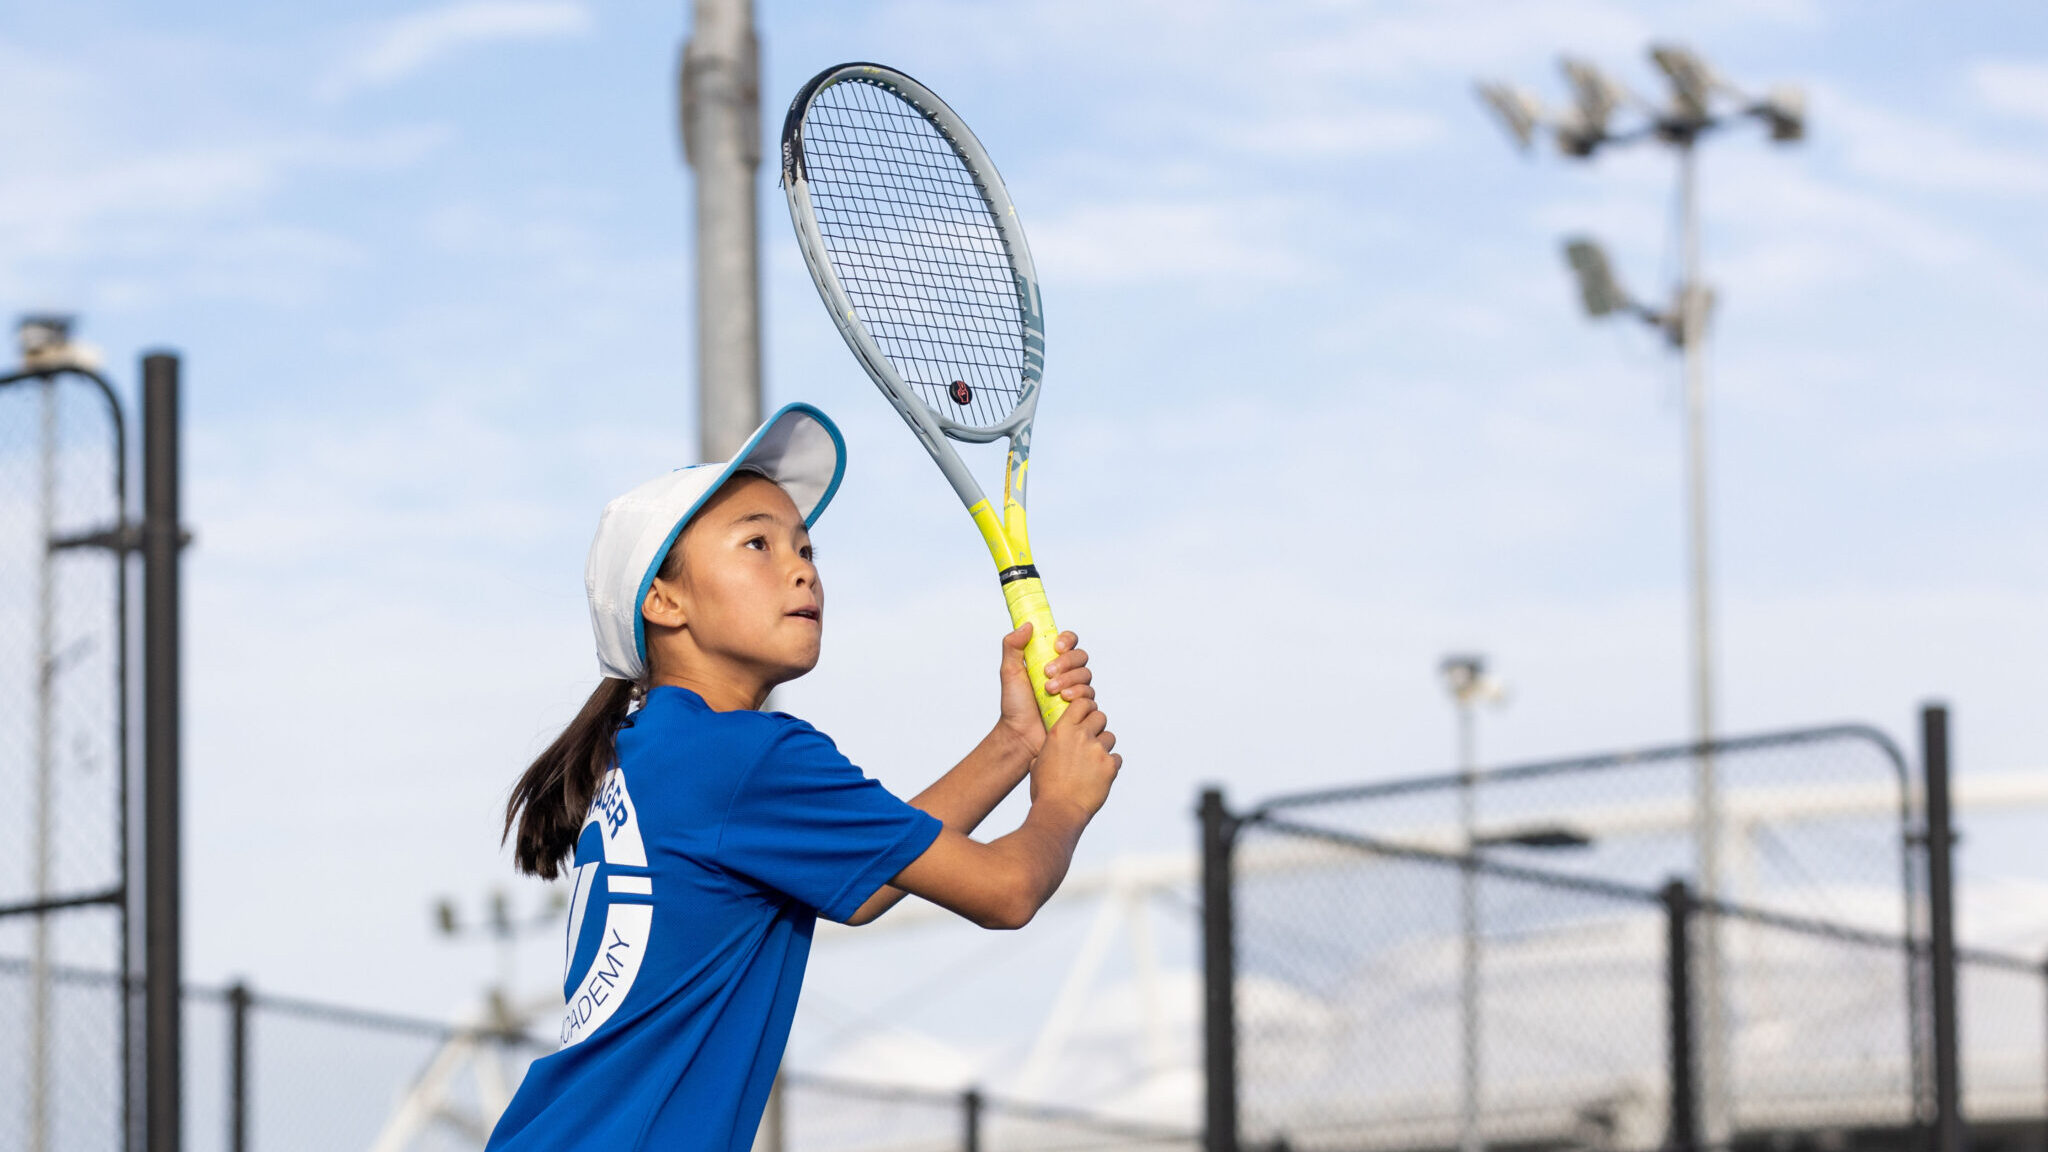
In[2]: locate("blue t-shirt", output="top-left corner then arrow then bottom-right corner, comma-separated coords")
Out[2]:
487,687 -> 943,1151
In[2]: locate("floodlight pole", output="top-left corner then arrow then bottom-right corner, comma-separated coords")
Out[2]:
1477,50 -> 1809,1141
31,369 -> 55,1152
1674,133 -> 1730,1151
1440,654 -> 1497,1152
681,0 -> 764,461
1456,688 -> 1482,1152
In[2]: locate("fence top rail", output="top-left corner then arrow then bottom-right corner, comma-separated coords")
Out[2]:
0,362 -> 129,474
230,986 -> 557,1048
1245,813 -> 1666,905
1249,722 -> 1909,817
1240,812 -> 2039,969
780,1070 -> 1200,1141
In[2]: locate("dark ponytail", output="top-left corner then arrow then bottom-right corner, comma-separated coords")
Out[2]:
503,677 -> 638,879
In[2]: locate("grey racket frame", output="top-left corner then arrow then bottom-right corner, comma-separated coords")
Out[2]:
780,61 -> 1046,514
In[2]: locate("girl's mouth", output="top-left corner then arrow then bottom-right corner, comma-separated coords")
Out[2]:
787,607 -> 820,621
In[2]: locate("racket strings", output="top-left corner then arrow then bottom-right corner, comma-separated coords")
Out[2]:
801,78 -> 1029,432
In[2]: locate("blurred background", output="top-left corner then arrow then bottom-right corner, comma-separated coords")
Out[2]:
1,0 -> 2045,1149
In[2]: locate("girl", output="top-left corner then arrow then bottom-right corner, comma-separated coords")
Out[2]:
488,404 -> 1120,1150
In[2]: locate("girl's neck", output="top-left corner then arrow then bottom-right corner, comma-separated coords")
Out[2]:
649,667 -> 770,712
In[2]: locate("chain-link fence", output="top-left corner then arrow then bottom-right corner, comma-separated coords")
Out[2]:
772,1074 -> 1198,1152
1205,724 -> 2048,1152
179,984 -> 549,1152
1255,726 -> 1918,935
0,365 -> 130,1152
26,973 -> 1202,1152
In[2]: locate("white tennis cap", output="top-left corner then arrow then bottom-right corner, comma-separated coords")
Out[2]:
585,402 -> 847,681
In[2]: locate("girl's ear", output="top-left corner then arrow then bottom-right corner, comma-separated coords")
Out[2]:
642,576 -> 687,631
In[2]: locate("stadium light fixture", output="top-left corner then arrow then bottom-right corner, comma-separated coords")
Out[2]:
15,314 -> 101,373
1440,654 -> 1508,707
1561,58 -> 1625,133
1562,238 -> 1628,318
1650,43 -> 1717,125
1557,57 -> 1628,155
1475,82 -> 1544,151
1757,84 -> 1807,142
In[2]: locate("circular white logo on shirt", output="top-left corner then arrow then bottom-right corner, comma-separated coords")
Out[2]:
559,768 -> 652,1048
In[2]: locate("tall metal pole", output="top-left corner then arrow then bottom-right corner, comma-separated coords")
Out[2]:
1200,788 -> 1239,1152
1922,704 -> 1963,1152
142,352 -> 182,1152
1456,697 -> 1482,1152
681,0 -> 763,461
1676,136 -> 1729,1149
30,377 -> 56,1152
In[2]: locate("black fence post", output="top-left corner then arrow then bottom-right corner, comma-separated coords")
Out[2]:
1923,703 -> 1963,1152
1201,787 -> 1239,1152
228,982 -> 250,1152
1663,878 -> 1701,1152
142,352 -> 182,1152
962,1086 -> 983,1152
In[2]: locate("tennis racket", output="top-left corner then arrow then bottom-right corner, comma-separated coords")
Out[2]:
781,62 -> 1068,729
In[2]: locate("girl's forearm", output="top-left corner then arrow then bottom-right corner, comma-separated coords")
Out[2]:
853,791 -> 1091,929
905,724 -> 1034,833
985,796 -> 1089,919
846,725 -> 1034,923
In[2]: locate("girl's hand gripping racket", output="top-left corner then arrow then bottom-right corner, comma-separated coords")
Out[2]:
781,62 -> 1068,729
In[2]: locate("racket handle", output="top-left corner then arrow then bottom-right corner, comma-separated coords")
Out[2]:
1000,572 -> 1069,728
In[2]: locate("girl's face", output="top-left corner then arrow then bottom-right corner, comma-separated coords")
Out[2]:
643,474 -> 823,696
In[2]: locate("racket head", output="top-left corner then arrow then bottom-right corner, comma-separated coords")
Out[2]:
782,63 -> 1044,448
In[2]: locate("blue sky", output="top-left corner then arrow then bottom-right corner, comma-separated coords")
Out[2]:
2,0 -> 2044,1022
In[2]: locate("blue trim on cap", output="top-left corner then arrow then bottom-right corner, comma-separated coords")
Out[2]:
629,402 -> 850,667
795,401 -> 849,529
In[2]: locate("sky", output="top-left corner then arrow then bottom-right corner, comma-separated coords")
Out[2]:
1,0 -> 2045,1035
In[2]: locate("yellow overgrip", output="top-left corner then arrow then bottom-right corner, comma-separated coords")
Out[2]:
1001,575 -> 1068,728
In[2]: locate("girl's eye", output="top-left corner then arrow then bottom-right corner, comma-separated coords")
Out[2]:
800,545 -> 816,562
744,536 -> 768,551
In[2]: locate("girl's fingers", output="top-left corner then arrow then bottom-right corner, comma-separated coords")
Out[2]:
1054,696 -> 1098,727
1043,645 -> 1089,682
1045,665 -> 1093,695
1055,630 -> 1077,653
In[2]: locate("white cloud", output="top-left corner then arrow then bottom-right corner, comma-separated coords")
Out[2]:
1827,84 -> 2048,196
1215,108 -> 1443,158
1030,197 -> 1320,285
1972,60 -> 2048,125
323,0 -> 592,99
0,126 -> 444,306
